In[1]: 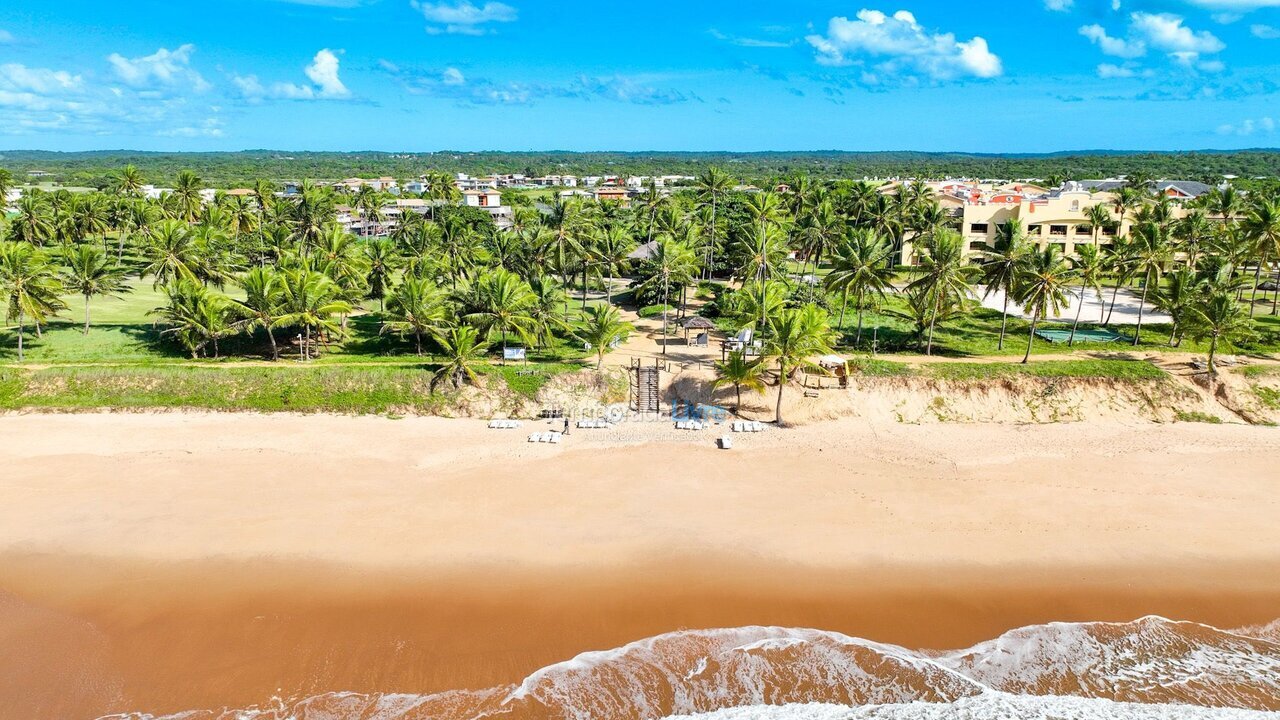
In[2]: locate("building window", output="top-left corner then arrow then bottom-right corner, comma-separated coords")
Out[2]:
1049,225 -> 1068,236
1075,225 -> 1092,235
969,241 -> 987,251
1102,225 -> 1117,236
969,222 -> 989,234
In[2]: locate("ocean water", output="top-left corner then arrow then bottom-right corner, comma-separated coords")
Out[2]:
101,616 -> 1280,720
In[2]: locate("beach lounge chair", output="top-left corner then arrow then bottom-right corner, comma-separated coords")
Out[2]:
753,421 -> 764,432
549,433 -> 561,444
719,436 -> 733,450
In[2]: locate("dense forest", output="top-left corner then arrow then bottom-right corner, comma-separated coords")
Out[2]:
2,149 -> 1279,189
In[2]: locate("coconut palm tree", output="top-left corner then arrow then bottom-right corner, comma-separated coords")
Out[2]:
0,241 -> 66,360
276,268 -> 351,360
431,324 -> 489,391
382,276 -> 447,355
594,224 -> 635,304
151,279 -> 237,359
1185,288 -> 1253,379
978,218 -> 1030,351
1127,221 -> 1173,345
1014,246 -> 1075,363
823,228 -> 895,345
11,194 -> 54,246
461,268 -> 538,360
1084,203 -> 1112,249
60,245 -> 130,334
526,274 -> 570,349
1067,244 -> 1105,347
906,231 -> 977,355
575,304 -> 631,369
0,169 -> 13,206
1241,197 -> 1280,316
1152,267 -> 1199,347
695,166 -> 732,276
712,349 -> 767,414
173,170 -> 204,223
764,304 -> 836,425
735,223 -> 788,328
237,266 -> 284,360
115,164 -> 145,198
1102,235 -> 1136,326
362,237 -> 399,312
141,219 -> 205,287
636,237 -> 698,355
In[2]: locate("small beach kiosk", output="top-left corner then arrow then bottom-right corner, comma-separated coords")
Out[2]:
680,316 -> 716,347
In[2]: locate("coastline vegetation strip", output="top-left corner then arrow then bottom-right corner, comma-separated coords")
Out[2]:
0,362 -> 579,413
849,358 -> 1168,381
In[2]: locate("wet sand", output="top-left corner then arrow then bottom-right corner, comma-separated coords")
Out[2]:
0,413 -> 1278,718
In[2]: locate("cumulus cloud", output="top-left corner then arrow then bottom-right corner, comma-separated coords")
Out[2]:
1081,13 -> 1225,71
1253,23 -> 1280,38
708,29 -> 794,48
1044,0 -> 1074,11
1183,0 -> 1280,9
235,49 -> 350,100
1079,24 -> 1145,57
107,44 -> 209,92
410,1 -> 517,35
1217,117 -> 1276,135
805,9 -> 1002,82
1097,63 -> 1134,78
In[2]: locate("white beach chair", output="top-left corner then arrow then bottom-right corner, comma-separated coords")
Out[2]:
528,433 -> 539,442
720,436 -> 733,449
549,433 -> 561,444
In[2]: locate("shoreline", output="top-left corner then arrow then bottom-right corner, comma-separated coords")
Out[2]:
1,412 -> 1278,718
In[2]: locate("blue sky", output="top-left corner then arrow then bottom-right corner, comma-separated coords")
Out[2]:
1,0 -> 1278,152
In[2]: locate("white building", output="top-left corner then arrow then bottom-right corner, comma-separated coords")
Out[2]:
140,184 -> 173,200
463,189 -> 502,208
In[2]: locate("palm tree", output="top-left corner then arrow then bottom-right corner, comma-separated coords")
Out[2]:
115,164 -> 145,198
462,268 -> 537,360
712,349 -> 766,414
735,223 -> 787,328
237,266 -> 285,360
173,170 -> 204,223
1241,197 -> 1280,316
906,231 -> 976,355
1152,268 -> 1199,347
151,279 -> 237,359
978,218 -> 1030,350
527,274 -> 570,348
11,194 -> 54,246
1102,236 -> 1136,326
382,276 -> 446,355
60,245 -> 130,334
1185,288 -> 1253,379
764,304 -> 836,425
1127,221 -> 1173,345
823,228 -> 894,345
575,304 -> 631,369
1067,244 -> 1105,346
0,168 -> 13,207
430,324 -> 489,391
637,237 -> 698,355
594,225 -> 634,304
362,237 -> 399,311
0,241 -> 66,360
276,268 -> 352,360
1084,203 -> 1112,249
1014,246 -> 1075,363
1204,185 -> 1241,223
695,166 -> 732,276
141,219 -> 205,287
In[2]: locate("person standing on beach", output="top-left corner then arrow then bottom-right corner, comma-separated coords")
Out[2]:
563,417 -> 570,435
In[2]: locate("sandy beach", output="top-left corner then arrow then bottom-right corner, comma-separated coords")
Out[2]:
1,412 -> 1278,719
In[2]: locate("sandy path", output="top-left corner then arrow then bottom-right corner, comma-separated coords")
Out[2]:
0,412 -> 1278,718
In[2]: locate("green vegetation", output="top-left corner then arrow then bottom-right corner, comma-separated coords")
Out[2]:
921,359 -> 1167,381
1175,410 -> 1224,424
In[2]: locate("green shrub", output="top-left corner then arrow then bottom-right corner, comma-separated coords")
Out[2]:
638,304 -> 675,319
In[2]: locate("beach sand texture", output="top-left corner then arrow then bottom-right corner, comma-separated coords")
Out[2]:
0,412 -> 1277,719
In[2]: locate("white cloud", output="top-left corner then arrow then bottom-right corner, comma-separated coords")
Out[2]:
107,44 -> 209,92
410,1 -> 517,35
1217,117 -> 1276,135
1044,0 -> 1074,11
1130,12 -> 1224,55
1183,0 -> 1280,9
442,67 -> 465,85
1253,23 -> 1280,38
158,118 -> 225,138
1096,63 -> 1134,78
0,63 -> 83,95
805,9 -> 1002,81
1079,24 -> 1145,58
234,49 -> 350,100
1081,13 -> 1225,71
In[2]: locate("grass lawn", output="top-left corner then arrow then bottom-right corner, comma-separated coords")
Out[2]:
846,357 -> 1167,381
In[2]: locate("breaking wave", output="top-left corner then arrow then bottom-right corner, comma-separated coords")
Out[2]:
101,616 -> 1280,720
